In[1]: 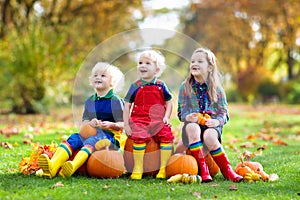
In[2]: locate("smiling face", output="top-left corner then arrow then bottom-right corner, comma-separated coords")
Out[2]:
91,69 -> 112,91
137,55 -> 160,82
190,51 -> 211,83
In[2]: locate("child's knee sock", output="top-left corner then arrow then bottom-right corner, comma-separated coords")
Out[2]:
130,142 -> 146,180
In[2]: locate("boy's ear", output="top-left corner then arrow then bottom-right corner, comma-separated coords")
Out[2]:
156,67 -> 160,73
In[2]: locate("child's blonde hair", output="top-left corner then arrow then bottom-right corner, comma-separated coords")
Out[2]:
138,50 -> 166,77
184,48 -> 223,103
89,62 -> 124,92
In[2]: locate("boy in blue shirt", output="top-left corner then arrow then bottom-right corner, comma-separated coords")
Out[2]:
38,62 -> 124,178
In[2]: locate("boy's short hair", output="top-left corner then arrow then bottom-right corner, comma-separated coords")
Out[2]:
138,50 -> 166,77
89,62 -> 124,92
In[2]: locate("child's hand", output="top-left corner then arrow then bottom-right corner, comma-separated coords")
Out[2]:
163,117 -> 171,127
124,124 -> 132,137
186,113 -> 199,123
98,121 -> 113,130
197,113 -> 211,126
97,121 -> 122,131
89,118 -> 100,128
205,119 -> 220,128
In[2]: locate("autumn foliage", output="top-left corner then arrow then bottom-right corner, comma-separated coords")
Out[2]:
19,142 -> 57,175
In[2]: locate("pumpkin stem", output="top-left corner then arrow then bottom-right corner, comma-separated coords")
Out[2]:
239,154 -> 245,166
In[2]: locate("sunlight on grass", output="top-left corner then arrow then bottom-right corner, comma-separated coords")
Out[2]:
1,104 -> 300,199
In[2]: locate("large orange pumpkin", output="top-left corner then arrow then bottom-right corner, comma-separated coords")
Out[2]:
166,153 -> 198,177
123,138 -> 160,176
87,149 -> 125,178
186,149 -> 220,177
80,124 -> 96,139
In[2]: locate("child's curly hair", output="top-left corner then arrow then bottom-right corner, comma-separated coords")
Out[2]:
89,62 -> 124,93
137,50 -> 166,77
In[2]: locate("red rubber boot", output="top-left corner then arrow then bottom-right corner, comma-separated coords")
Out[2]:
190,150 -> 212,182
212,153 -> 243,182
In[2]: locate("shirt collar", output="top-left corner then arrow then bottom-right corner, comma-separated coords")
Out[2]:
139,77 -> 157,85
92,89 -> 114,100
192,78 -> 208,88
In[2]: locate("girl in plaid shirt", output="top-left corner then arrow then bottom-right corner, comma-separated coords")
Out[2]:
177,48 -> 243,182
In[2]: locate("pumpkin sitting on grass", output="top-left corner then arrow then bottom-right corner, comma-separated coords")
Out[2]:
165,153 -> 198,177
87,141 -> 125,178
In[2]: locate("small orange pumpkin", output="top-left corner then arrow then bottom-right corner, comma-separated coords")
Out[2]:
235,164 -> 254,177
235,161 -> 269,181
123,137 -> 160,176
166,153 -> 198,177
80,124 -> 96,139
197,113 -> 211,126
87,148 -> 125,178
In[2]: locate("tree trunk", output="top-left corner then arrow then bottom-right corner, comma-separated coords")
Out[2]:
0,0 -> 10,38
287,48 -> 294,80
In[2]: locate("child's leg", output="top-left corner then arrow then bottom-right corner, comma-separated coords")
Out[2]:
156,142 -> 172,179
154,125 -> 174,179
38,141 -> 72,179
185,123 -> 212,182
210,146 -> 243,182
130,142 -> 146,180
60,145 -> 93,178
204,129 -> 243,182
189,141 -> 212,182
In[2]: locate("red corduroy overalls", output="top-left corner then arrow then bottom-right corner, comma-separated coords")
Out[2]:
129,81 -> 174,144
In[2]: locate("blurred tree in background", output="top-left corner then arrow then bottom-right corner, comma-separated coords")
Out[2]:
0,0 -> 300,114
180,0 -> 300,102
0,0 -> 143,113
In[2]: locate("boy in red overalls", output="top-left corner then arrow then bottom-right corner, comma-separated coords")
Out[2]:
123,50 -> 174,179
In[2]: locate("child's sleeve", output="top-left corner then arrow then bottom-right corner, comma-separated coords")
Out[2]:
161,81 -> 172,101
124,84 -> 138,103
177,84 -> 191,122
82,98 -> 92,121
111,97 -> 125,122
215,88 -> 229,126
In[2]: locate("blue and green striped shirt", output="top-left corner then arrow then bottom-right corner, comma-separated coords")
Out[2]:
82,89 -> 124,122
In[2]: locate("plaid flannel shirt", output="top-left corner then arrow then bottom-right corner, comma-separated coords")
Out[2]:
177,80 -> 229,126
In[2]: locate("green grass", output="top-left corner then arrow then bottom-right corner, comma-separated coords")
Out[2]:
1,104 -> 300,200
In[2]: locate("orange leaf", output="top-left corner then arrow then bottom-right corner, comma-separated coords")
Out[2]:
273,139 -> 288,146
240,142 -> 254,148
23,140 -> 32,145
247,134 -> 256,140
257,144 -> 267,151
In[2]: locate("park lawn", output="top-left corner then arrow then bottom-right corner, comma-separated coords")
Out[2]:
0,104 -> 300,200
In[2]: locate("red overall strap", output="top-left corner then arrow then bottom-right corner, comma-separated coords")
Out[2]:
135,79 -> 162,86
